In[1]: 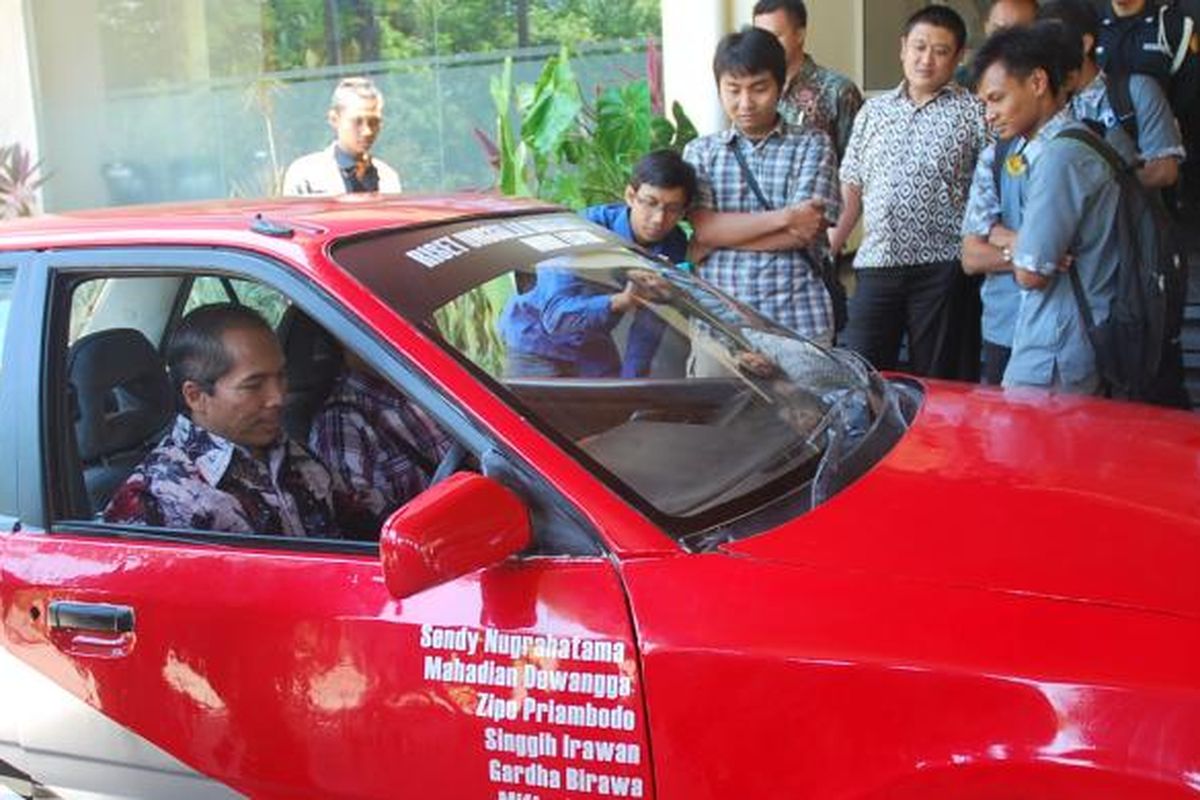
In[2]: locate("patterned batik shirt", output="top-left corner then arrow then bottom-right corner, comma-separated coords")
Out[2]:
104,414 -> 340,537
310,368 -> 453,536
683,122 -> 841,340
840,82 -> 988,268
778,55 -> 864,164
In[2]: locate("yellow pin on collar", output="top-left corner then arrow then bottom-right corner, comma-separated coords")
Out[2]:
1004,152 -> 1028,178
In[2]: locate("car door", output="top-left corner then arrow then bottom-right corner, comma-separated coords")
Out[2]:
0,249 -> 654,800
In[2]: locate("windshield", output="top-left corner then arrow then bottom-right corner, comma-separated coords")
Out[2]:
332,212 -> 909,538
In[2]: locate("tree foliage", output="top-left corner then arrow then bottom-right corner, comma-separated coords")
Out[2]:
259,0 -> 660,71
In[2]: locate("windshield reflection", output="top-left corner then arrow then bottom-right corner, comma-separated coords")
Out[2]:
436,248 -> 897,529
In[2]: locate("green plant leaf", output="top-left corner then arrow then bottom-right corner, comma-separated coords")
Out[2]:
519,45 -> 584,156
671,101 -> 699,149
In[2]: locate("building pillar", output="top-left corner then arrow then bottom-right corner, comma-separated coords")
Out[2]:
662,0 -> 865,138
0,0 -> 42,207
27,0 -> 108,211
661,0 -> 729,136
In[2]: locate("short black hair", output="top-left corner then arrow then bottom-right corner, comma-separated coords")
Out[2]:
167,303 -> 275,402
712,27 -> 787,91
1037,0 -> 1100,60
629,150 -> 698,206
905,4 -> 969,52
752,0 -> 807,28
1031,18 -> 1085,78
971,23 -> 1066,95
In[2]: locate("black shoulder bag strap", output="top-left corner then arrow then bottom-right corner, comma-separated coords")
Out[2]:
728,138 -> 774,211
727,137 -> 848,333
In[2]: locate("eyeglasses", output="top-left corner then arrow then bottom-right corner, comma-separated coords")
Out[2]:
632,193 -> 688,217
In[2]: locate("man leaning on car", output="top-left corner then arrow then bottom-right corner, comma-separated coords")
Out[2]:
104,304 -> 343,537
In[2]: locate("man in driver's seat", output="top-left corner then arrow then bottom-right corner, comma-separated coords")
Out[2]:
104,305 -> 342,537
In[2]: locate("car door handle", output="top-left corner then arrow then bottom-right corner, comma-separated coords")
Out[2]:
48,601 -> 135,634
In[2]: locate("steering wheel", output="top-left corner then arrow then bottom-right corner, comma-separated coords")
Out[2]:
428,442 -> 469,486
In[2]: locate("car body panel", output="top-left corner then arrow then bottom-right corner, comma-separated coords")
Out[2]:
728,380 -> 1200,617
0,645 -> 242,800
622,551 -> 1200,799
1,530 -> 651,799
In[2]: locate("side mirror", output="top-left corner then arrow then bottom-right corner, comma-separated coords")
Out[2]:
379,472 -> 532,599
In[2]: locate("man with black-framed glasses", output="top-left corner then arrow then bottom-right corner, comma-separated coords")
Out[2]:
498,150 -> 696,379
582,149 -> 696,264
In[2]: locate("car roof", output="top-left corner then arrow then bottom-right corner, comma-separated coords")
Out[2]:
0,193 -> 560,252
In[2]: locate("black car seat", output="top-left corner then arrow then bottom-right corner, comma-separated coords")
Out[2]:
67,328 -> 174,513
277,305 -> 344,442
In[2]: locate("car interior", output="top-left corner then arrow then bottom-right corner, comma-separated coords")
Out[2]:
52,271 -> 602,557
58,274 -> 370,523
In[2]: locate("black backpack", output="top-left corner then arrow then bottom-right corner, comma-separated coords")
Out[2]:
1096,1 -> 1199,110
1053,127 -> 1187,404
1097,1 -> 1200,200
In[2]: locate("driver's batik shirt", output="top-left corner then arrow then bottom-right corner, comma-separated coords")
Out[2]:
104,415 -> 340,537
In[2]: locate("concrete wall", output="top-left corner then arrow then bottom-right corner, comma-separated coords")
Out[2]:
661,0 -> 864,137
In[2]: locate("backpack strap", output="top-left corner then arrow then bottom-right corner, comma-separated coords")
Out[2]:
1167,4 -> 1195,75
1054,126 -> 1129,176
1053,126 -> 1127,395
1103,71 -> 1141,141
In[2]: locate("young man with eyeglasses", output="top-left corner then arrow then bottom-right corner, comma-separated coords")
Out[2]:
498,150 -> 697,379
582,149 -> 696,264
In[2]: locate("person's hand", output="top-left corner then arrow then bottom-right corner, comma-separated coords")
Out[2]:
735,350 -> 781,379
782,199 -> 828,246
987,224 -> 1016,250
1014,268 -> 1050,290
626,269 -> 674,302
610,282 -> 639,314
1057,253 -> 1074,273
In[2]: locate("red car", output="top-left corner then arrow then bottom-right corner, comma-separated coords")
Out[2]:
0,195 -> 1198,800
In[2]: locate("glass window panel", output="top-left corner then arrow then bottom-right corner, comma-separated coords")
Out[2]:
31,0 -> 661,210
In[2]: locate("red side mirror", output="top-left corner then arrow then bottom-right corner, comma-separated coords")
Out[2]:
379,472 -> 532,599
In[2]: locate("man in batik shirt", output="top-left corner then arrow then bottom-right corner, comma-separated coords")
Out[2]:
105,305 -> 341,537
753,0 -> 864,162
310,355 -> 454,536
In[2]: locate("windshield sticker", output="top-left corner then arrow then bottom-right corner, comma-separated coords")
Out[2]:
405,218 -> 603,269
519,230 -> 604,253
419,623 -> 647,798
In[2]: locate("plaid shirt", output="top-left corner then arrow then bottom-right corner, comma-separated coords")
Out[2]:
104,415 -> 339,537
841,82 -> 987,268
683,122 -> 840,340
310,368 -> 453,536
778,55 -> 864,163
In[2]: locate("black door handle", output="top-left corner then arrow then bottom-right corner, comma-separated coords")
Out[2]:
48,601 -> 135,634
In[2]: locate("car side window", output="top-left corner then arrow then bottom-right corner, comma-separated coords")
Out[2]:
182,276 -> 290,328
55,270 -> 469,549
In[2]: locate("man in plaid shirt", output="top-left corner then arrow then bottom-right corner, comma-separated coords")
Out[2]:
683,27 -> 840,346
310,355 -> 453,538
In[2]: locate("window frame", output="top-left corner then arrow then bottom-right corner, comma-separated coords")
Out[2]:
0,256 -> 25,532
33,245 -> 599,556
